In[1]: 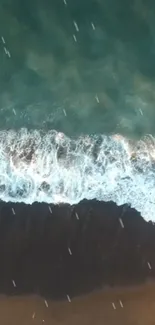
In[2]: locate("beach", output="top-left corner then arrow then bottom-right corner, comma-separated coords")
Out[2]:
0,0 -> 155,323
0,200 -> 154,324
0,280 -> 155,324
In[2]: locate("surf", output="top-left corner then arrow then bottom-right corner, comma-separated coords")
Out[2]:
0,128 -> 154,221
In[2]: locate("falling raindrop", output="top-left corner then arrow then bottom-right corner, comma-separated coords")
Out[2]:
73,21 -> 79,32
73,34 -> 77,42
48,206 -> 52,214
12,279 -> 16,287
63,109 -> 67,117
12,208 -> 15,215
67,294 -> 71,302
1,36 -> 5,44
32,312 -> 36,319
95,95 -> 100,103
13,108 -> 16,116
75,212 -> 79,220
119,300 -> 124,308
119,218 -> 124,228
91,22 -> 95,30
44,299 -> 48,308
68,247 -> 72,255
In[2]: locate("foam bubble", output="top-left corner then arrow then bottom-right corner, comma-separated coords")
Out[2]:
0,128 -> 154,221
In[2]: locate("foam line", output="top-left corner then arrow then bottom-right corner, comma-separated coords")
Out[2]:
0,128 -> 154,221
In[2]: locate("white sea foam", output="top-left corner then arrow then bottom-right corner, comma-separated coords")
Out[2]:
0,128 -> 154,221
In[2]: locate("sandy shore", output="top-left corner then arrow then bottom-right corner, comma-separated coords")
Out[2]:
0,200 -> 154,296
0,281 -> 155,325
0,199 -> 154,324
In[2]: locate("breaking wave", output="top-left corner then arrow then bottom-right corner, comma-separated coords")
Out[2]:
0,128 -> 155,221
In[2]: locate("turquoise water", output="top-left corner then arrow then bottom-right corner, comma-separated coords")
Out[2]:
0,0 -> 155,137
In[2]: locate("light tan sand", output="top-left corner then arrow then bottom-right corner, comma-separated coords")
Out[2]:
0,281 -> 155,325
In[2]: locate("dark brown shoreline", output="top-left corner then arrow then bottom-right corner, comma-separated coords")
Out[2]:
0,199 -> 154,300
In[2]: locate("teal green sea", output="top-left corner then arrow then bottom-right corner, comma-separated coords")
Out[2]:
0,0 -> 155,138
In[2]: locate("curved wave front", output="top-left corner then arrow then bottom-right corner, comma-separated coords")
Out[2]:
0,128 -> 154,220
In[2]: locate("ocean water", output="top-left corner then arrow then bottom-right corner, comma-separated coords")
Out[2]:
0,0 -> 155,220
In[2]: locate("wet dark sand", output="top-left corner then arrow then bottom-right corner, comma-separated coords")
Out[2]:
0,199 -> 155,324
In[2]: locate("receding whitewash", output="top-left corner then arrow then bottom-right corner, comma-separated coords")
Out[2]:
0,129 -> 154,221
